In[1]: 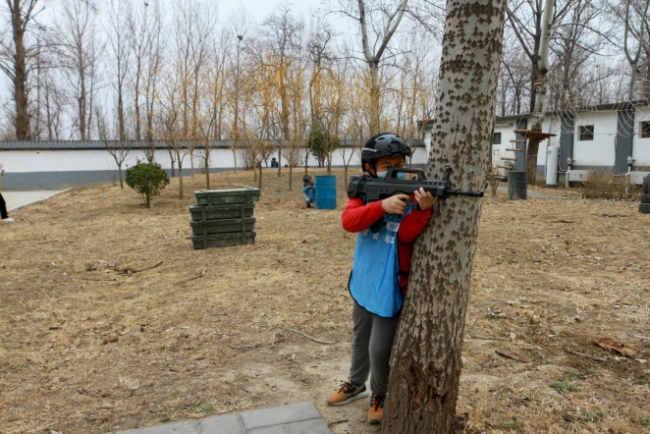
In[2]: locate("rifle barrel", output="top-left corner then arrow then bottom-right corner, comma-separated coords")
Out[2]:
447,189 -> 484,197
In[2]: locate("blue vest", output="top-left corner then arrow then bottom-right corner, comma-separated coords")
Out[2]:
349,208 -> 410,317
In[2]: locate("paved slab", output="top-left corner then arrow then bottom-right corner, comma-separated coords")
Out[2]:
2,189 -> 69,213
109,402 -> 331,434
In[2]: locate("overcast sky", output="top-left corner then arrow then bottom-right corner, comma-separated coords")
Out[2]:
221,0 -> 324,24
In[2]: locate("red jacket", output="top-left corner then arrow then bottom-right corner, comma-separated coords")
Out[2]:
342,197 -> 431,293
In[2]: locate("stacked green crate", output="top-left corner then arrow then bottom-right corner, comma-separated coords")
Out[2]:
190,188 -> 261,249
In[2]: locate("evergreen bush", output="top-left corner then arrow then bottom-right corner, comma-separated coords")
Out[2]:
125,159 -> 170,208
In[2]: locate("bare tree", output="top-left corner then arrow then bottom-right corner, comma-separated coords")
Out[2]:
320,58 -> 348,173
620,0 -> 650,98
0,0 -> 46,140
159,84 -> 188,199
243,41 -> 279,188
225,9 -> 252,174
497,47 -> 530,115
106,0 -> 129,141
229,32 -> 246,173
97,107 -> 130,188
31,42 -> 67,141
263,3 -> 304,178
505,0 -> 579,113
549,0 -> 610,109
331,0 -> 408,134
283,40 -> 309,190
128,0 -> 155,142
130,1 -> 164,161
171,0 -> 216,177
59,0 -> 102,140
392,26 -> 436,144
307,20 -> 333,153
197,30 -> 229,190
382,0 -> 506,433
40,71 -> 66,140
341,75 -> 369,182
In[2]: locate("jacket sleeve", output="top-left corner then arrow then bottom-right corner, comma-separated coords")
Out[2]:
398,208 -> 431,243
341,197 -> 385,233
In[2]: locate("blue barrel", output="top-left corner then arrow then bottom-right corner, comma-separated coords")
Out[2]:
315,175 -> 337,209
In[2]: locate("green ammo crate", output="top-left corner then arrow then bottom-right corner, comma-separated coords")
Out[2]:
189,203 -> 255,221
194,188 -> 261,206
190,218 -> 256,236
191,231 -> 256,249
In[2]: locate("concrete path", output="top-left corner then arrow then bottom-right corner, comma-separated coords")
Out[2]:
108,402 -> 331,434
2,189 -> 69,213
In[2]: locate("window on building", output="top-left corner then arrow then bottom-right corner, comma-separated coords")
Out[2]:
579,125 -> 594,141
641,121 -> 650,138
493,132 -> 501,144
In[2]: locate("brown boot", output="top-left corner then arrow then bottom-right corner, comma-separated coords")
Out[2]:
327,380 -> 369,406
367,393 -> 385,425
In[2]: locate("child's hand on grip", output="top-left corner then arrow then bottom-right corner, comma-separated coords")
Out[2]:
381,194 -> 410,215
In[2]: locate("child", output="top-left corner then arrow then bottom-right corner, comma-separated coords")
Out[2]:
302,181 -> 315,208
0,160 -> 13,223
327,133 -> 435,424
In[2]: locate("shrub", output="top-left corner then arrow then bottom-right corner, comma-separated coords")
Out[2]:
125,159 -> 170,208
581,170 -> 633,200
486,166 -> 505,196
308,128 -> 340,167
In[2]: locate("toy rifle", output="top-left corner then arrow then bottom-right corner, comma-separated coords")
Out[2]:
347,166 -> 484,232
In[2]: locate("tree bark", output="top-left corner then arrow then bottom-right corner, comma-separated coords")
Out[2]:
369,61 -> 381,135
381,0 -> 505,433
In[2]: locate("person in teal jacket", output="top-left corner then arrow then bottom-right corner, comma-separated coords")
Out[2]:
302,181 -> 315,208
326,133 -> 435,425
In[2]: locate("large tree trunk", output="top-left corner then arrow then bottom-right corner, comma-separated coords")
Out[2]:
369,62 -> 381,135
117,163 -> 124,189
177,155 -> 184,199
381,0 -> 505,433
10,1 -> 31,140
205,150 -> 211,190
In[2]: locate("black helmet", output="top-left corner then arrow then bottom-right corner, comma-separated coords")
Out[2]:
361,133 -> 411,172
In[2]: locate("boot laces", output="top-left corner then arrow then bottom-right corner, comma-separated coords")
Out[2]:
338,381 -> 355,393
371,394 -> 385,410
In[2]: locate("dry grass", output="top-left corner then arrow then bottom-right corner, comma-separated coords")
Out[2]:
0,169 -> 649,434
580,170 -> 641,200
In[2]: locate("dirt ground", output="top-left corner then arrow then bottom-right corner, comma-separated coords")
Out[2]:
0,168 -> 648,434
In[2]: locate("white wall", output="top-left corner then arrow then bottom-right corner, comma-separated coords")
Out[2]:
573,111 -> 618,167
1,146 -> 429,174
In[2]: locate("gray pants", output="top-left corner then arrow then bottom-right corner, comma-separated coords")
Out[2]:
349,300 -> 400,396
